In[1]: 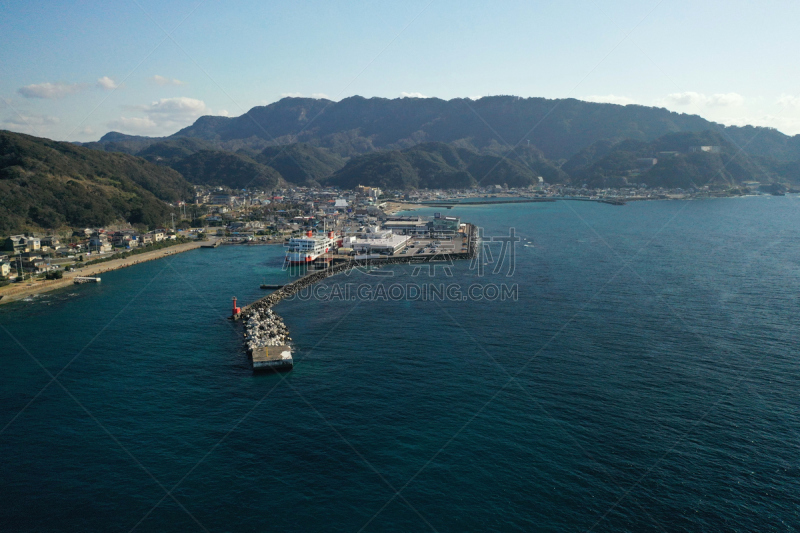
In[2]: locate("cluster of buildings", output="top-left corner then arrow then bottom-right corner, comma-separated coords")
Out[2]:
284,212 -> 463,263
1,227 -> 180,279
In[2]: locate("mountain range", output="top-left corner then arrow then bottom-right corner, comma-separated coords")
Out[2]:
4,95 -> 800,234
89,95 -> 800,162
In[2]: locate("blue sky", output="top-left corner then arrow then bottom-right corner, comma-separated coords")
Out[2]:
2,0 -> 800,141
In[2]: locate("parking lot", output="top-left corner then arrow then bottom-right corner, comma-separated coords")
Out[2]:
394,235 -> 467,257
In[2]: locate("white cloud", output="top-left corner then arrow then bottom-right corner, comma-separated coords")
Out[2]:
108,97 -> 208,135
1,113 -> 60,136
96,76 -> 118,90
151,75 -> 185,86
147,96 -> 208,116
707,93 -> 744,107
107,116 -> 158,133
217,110 -> 229,117
665,91 -> 705,106
401,92 -> 427,98
664,91 -> 744,108
280,92 -> 330,99
583,94 -> 636,106
2,114 -> 60,127
18,82 -> 84,99
777,94 -> 800,108
78,125 -> 95,135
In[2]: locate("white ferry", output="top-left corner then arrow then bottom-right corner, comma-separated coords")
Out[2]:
285,231 -> 336,264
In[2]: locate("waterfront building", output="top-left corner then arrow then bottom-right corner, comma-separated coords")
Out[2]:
285,231 -> 336,264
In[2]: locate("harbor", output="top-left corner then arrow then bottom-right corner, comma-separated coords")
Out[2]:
233,223 -> 478,372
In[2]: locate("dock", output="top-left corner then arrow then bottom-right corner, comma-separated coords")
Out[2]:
200,241 -> 220,248
251,345 -> 293,372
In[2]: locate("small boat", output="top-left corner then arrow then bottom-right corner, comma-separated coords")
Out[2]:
260,284 -> 284,289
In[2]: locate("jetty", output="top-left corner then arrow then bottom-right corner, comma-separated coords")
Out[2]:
251,345 -> 293,371
73,276 -> 101,284
413,197 -> 627,207
200,241 -> 220,248
232,224 -> 478,372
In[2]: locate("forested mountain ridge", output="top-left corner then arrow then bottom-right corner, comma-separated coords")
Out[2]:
323,142 -> 563,189
564,131 -> 792,189
161,96 -> 800,161
0,130 -> 189,233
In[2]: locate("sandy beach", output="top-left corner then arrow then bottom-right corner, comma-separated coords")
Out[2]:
0,240 -> 208,305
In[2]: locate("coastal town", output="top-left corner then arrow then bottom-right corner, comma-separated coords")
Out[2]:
1,177 -> 791,298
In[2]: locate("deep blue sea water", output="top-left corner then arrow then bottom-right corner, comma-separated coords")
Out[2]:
2,196 -> 800,532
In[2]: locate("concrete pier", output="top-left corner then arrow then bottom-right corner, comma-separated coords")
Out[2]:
240,223 -> 477,317
251,345 -> 293,371
73,276 -> 101,284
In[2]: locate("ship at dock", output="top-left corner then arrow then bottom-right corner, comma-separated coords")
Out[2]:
285,230 -> 339,264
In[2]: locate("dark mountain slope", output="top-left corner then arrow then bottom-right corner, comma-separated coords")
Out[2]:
0,130 -> 186,233
168,95 -> 800,161
170,150 -> 284,190
255,143 -> 345,187
137,137 -> 219,166
323,142 -> 547,190
566,131 -> 778,189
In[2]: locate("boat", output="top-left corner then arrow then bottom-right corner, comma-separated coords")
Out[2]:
260,284 -> 284,289
285,230 -> 337,264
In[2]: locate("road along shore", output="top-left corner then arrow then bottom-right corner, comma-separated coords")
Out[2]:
0,240 -> 207,305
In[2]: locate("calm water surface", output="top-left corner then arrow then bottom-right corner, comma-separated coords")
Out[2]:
1,196 -> 799,532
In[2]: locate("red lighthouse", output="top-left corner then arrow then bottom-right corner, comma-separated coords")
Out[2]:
232,296 -> 241,316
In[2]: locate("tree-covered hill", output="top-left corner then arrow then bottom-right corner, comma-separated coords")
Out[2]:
0,130 -> 187,233
565,131 -> 784,189
170,150 -> 285,190
136,137 -> 219,166
255,143 -> 345,187
323,142 -> 552,189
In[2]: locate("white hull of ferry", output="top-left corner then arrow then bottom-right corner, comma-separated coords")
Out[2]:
285,233 -> 335,264
285,250 -> 331,264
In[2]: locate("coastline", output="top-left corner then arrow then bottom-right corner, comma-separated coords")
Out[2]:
0,240 -> 207,306
382,201 -> 426,214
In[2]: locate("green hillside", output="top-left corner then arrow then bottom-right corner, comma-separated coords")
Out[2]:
565,131 -> 779,189
0,130 -> 188,233
323,142 -> 549,190
137,137 -> 219,166
256,143 -> 345,187
170,150 -> 285,190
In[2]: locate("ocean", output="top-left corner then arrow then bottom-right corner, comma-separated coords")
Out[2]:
1,196 -> 799,532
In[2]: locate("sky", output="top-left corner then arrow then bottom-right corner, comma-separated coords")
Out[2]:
2,0 -> 800,142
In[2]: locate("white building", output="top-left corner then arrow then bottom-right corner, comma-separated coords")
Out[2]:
342,230 -> 409,254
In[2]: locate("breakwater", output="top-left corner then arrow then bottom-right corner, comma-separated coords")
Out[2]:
243,307 -> 291,353
235,225 -> 477,368
416,197 -> 627,207
240,225 -> 477,317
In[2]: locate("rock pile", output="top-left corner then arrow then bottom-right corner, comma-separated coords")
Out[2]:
243,307 -> 292,353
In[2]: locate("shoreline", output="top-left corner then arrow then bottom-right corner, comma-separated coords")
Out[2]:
0,240 -> 207,305
382,201 -> 426,215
